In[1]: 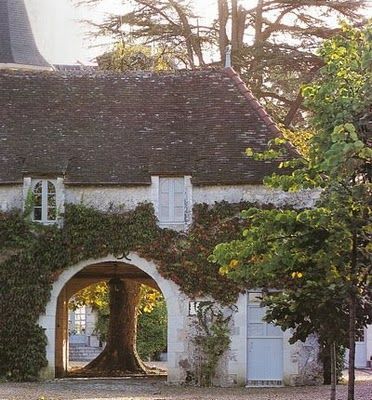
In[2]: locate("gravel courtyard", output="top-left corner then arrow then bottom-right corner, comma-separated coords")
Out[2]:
0,371 -> 371,400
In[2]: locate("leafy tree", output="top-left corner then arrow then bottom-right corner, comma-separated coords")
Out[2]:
69,282 -> 108,311
75,0 -> 367,126
97,42 -> 175,71
233,0 -> 368,125
70,282 -> 167,368
211,22 -> 371,400
70,279 -> 147,374
137,296 -> 167,361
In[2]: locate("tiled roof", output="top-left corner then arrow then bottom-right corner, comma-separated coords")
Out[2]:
0,67 -> 283,186
0,0 -> 51,69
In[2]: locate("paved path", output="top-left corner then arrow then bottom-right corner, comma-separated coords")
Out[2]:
0,375 -> 371,400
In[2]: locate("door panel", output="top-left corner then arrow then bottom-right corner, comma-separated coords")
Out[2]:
247,294 -> 283,384
248,338 -> 283,380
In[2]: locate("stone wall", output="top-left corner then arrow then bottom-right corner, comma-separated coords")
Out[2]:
193,185 -> 320,209
0,185 -> 22,211
284,334 -> 323,386
0,180 -> 320,224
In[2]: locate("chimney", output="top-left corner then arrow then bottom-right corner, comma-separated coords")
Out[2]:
225,45 -> 232,68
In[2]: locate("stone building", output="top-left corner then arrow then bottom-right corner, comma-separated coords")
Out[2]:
0,0 -> 349,386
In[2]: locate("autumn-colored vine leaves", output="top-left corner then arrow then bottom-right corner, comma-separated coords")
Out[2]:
211,23 -> 371,400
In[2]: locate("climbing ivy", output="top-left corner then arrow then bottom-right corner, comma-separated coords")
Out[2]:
192,302 -> 236,387
0,200 -> 274,381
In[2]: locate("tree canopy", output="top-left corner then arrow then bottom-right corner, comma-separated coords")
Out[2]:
76,0 -> 368,126
211,22 -> 371,400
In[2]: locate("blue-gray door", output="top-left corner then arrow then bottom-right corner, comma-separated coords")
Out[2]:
247,293 -> 283,385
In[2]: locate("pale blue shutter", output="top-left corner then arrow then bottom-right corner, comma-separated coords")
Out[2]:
173,178 -> 185,222
159,178 -> 170,222
159,178 -> 185,223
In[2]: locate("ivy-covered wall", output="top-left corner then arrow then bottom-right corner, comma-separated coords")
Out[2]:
0,201 -> 259,381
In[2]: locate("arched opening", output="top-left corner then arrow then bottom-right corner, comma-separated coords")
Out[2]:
39,254 -> 189,382
57,261 -> 167,376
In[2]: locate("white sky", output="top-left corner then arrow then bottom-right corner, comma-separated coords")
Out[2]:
25,0 -> 220,64
25,0 -> 371,65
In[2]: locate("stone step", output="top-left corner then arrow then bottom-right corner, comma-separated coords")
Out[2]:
69,345 -> 103,362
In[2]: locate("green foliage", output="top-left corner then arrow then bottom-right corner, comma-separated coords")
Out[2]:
97,42 -> 174,72
320,343 -> 346,384
137,297 -> 167,361
94,307 -> 110,344
0,200 -> 255,380
192,302 -> 234,387
69,282 -> 109,311
212,23 -> 372,389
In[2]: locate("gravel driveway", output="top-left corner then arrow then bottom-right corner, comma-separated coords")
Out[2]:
0,371 -> 371,400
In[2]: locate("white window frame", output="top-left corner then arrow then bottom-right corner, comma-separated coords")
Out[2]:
31,179 -> 57,224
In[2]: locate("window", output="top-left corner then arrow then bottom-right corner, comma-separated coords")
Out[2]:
69,306 -> 87,336
159,177 -> 185,224
32,180 -> 57,223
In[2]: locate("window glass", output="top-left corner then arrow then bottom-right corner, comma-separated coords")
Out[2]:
34,207 -> 42,221
33,181 -> 43,221
47,181 -> 56,221
32,180 -> 57,223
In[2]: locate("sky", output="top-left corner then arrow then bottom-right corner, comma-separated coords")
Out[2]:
25,0 -> 370,65
25,0 -> 219,64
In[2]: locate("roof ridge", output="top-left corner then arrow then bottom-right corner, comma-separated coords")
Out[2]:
0,66 -> 226,79
223,67 -> 281,137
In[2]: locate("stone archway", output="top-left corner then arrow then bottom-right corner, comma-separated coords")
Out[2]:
38,253 -> 191,383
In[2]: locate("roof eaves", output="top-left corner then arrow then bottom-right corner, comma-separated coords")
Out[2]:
64,181 -> 152,187
192,178 -> 265,186
0,181 -> 23,185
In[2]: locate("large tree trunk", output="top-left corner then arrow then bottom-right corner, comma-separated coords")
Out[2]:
251,0 -> 264,88
231,0 -> 247,72
169,0 -> 205,67
218,0 -> 229,63
84,278 -> 147,374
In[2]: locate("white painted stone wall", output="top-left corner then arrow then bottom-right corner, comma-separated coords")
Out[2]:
227,294 -> 248,386
0,185 -> 23,211
284,333 -> 323,386
65,185 -> 153,211
193,185 -> 320,209
367,325 -> 372,366
0,181 -> 320,228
